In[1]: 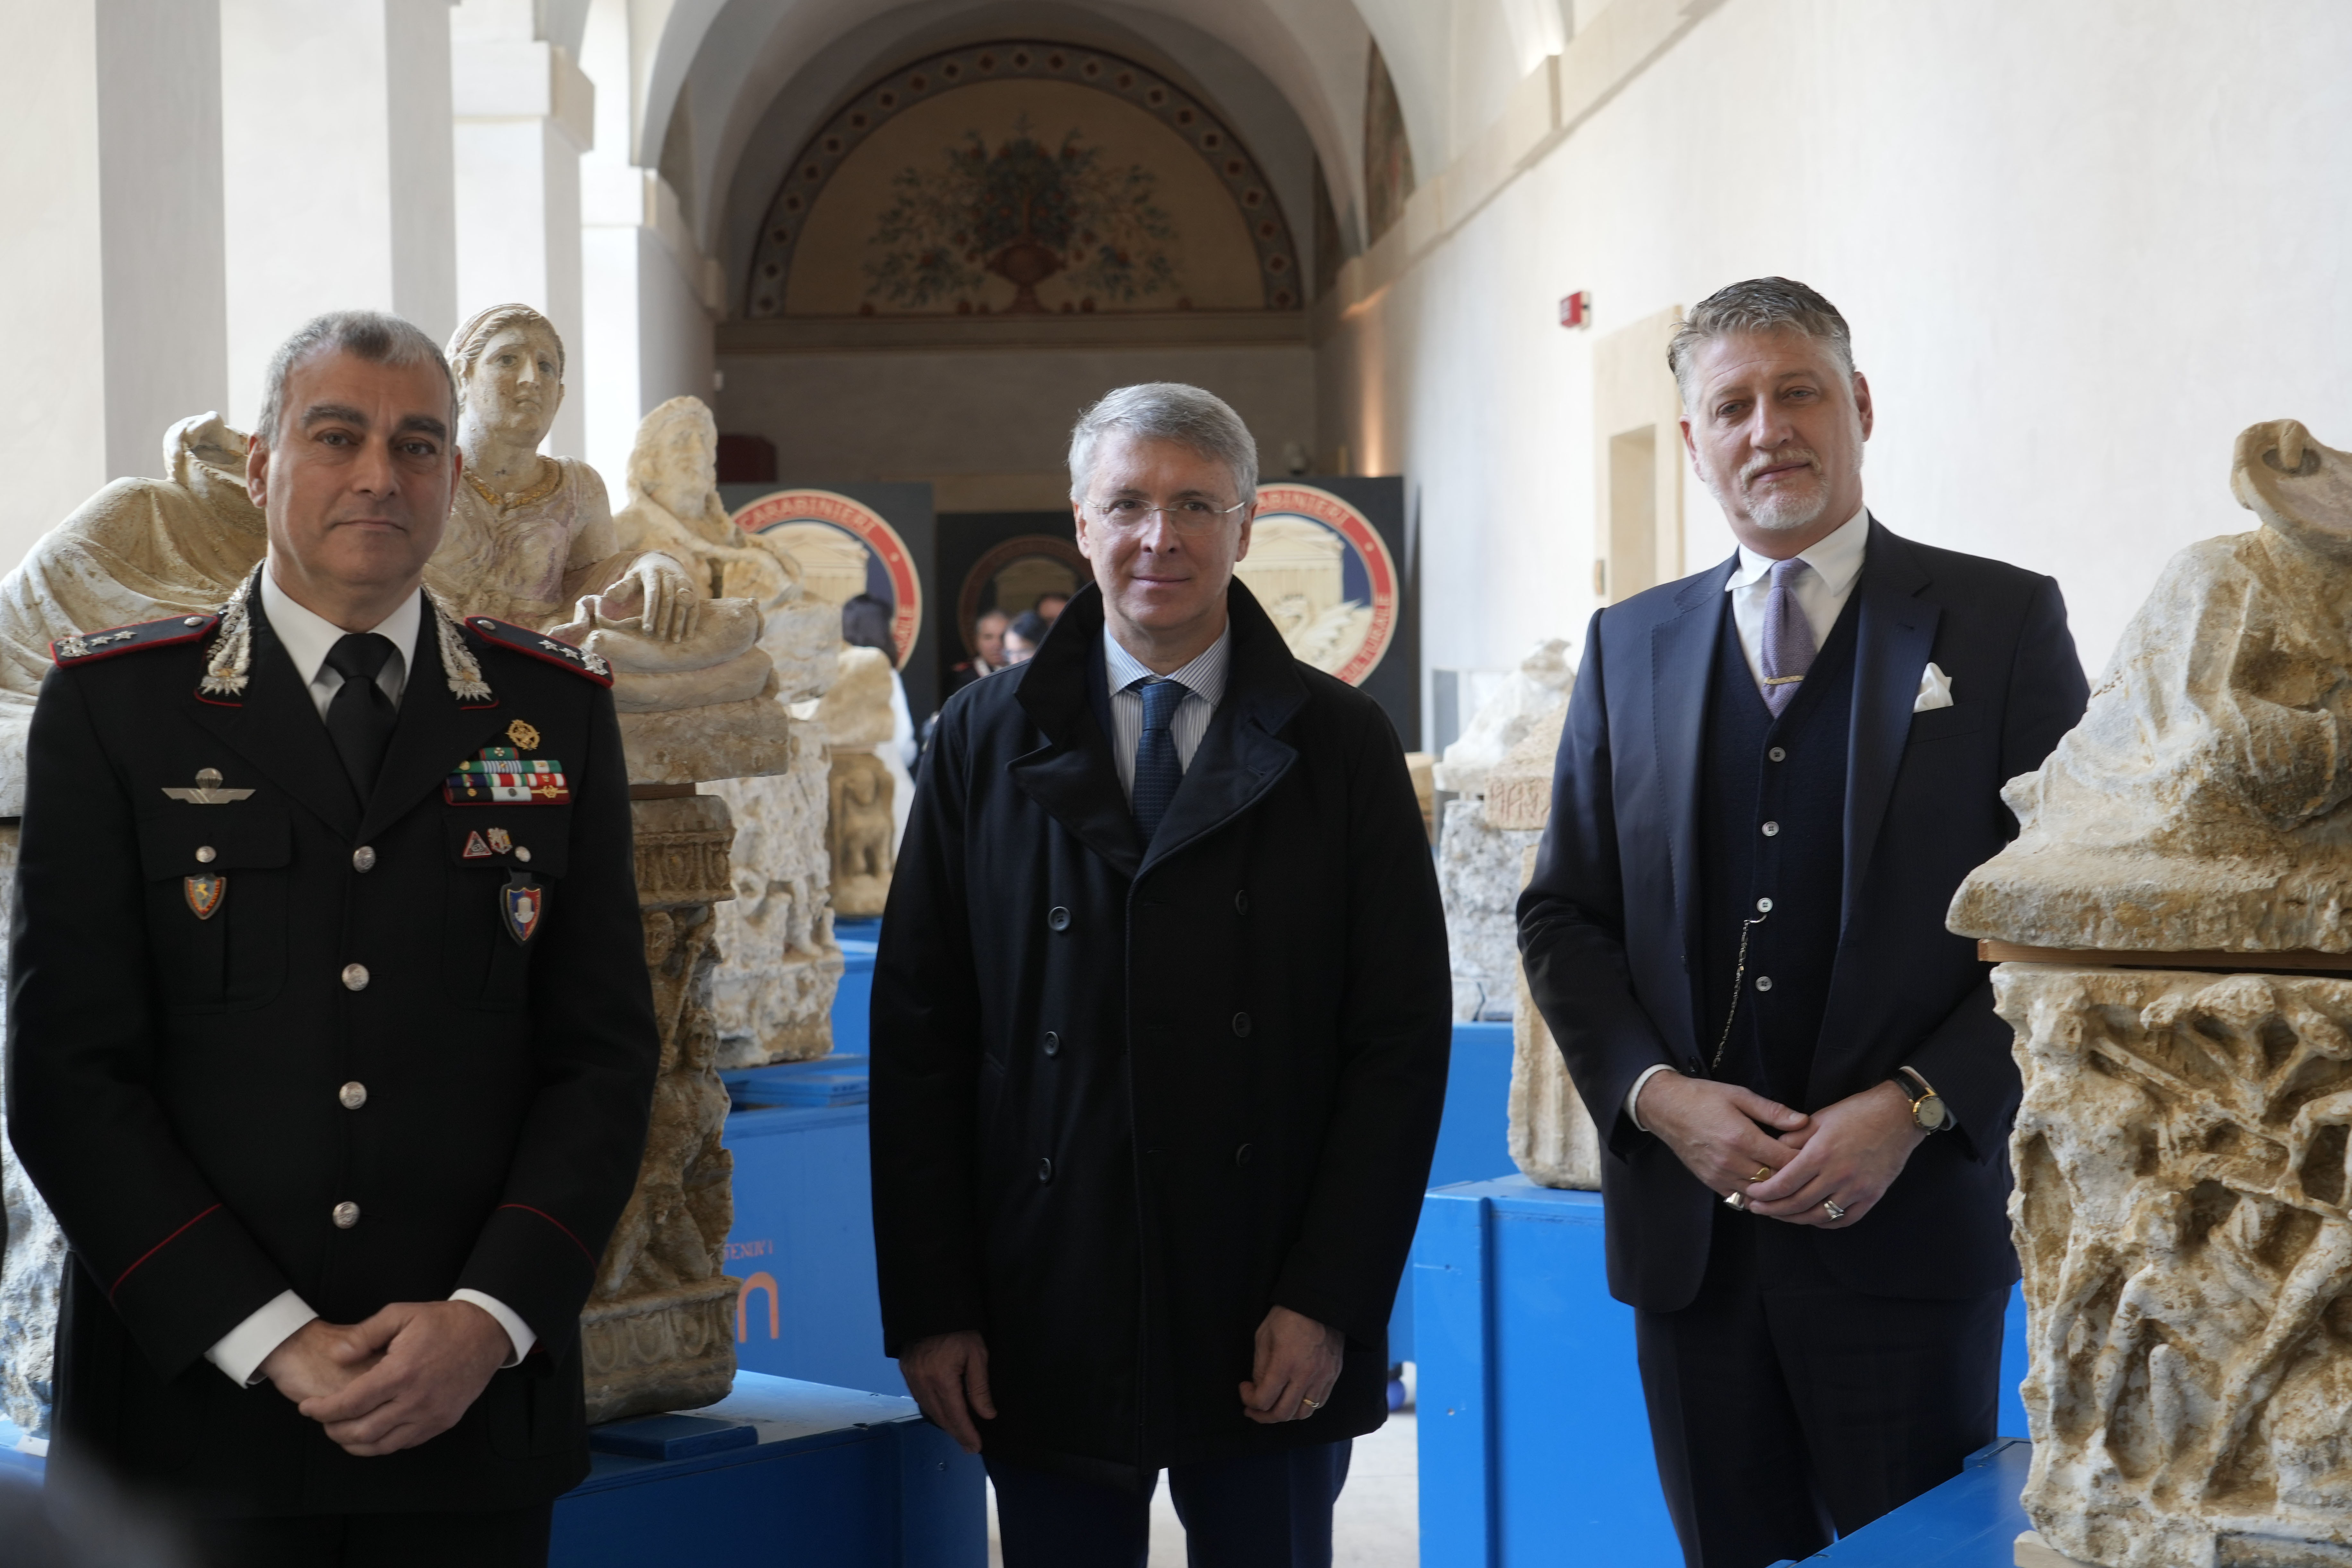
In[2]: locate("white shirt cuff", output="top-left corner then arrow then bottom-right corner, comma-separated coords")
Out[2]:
451,1289 -> 537,1367
1626,1064 -> 1679,1133
206,1289 -> 318,1387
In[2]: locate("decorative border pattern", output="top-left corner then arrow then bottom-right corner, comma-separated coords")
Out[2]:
1252,483 -> 1399,687
732,488 -> 925,668
746,40 -> 1301,318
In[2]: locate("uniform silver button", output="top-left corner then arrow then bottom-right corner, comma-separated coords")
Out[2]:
1757,897 -> 1774,913
352,845 -> 377,872
339,1081 -> 367,1110
1756,976 -> 1774,992
194,845 -> 216,863
341,963 -> 370,991
1761,821 -> 1780,837
332,1201 -> 360,1229
513,846 -> 531,863
1768,746 -> 1787,762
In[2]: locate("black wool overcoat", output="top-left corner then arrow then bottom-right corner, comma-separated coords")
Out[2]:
870,582 -> 1451,1488
6,591 -> 658,1516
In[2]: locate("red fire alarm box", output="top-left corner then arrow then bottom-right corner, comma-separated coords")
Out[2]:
1559,291 -> 1592,329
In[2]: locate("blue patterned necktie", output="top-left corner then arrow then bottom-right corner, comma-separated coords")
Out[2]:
1131,678 -> 1188,844
1760,558 -> 1818,717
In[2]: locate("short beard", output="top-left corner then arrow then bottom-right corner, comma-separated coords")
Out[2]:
1709,446 -> 1828,534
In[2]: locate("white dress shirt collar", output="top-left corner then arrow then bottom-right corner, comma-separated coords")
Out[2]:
259,566 -> 424,716
1724,502 -> 1870,598
1102,620 -> 1232,706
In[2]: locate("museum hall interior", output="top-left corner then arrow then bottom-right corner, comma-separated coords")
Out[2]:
3,3 -> 2351,1566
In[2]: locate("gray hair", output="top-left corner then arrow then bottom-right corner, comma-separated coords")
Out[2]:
256,310 -> 457,443
1067,383 -> 1257,504
1666,278 -> 1854,407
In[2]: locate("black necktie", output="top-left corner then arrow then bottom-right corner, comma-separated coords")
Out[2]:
324,633 -> 400,800
1131,678 -> 1187,845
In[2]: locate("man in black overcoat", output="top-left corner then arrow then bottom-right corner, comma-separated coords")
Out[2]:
7,311 -> 662,1566
1517,279 -> 2091,1568
870,382 -> 1450,1564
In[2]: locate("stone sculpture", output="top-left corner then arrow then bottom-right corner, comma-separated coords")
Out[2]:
604,395 -> 843,1069
427,304 -> 698,638
1951,419 -> 2352,1568
1434,641 -> 1575,1021
820,646 -> 899,919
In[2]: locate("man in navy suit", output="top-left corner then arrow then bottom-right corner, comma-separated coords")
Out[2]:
1517,278 -> 2089,1568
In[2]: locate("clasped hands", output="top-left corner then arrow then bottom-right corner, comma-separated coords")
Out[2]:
902,1305 -> 1344,1455
1635,1072 -> 1926,1228
256,1300 -> 512,1456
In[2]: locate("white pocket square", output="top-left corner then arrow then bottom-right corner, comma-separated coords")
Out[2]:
1914,662 -> 1954,713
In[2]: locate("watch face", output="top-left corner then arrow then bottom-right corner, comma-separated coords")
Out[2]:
1917,1094 -> 1949,1131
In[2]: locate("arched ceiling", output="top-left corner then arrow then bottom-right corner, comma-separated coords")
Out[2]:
615,0 -> 1378,275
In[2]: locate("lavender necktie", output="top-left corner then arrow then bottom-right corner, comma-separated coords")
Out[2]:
1760,558 -> 1817,717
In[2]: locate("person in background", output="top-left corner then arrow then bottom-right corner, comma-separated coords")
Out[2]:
843,592 -> 917,851
1032,592 -> 1069,623
1000,609 -> 1047,665
946,607 -> 1009,695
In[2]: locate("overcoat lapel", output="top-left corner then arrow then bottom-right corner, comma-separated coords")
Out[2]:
1839,520 -> 1938,931
186,605 -> 361,840
362,616 -> 512,842
1011,587 -> 1143,882
1138,587 -> 1304,878
1649,559 -> 1735,997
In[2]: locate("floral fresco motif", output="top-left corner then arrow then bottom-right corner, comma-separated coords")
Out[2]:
865,123 -> 1177,314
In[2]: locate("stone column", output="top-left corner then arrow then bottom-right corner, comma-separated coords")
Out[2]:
451,0 -> 594,460
219,0 -> 459,428
579,791 -> 740,1423
0,0 -> 229,568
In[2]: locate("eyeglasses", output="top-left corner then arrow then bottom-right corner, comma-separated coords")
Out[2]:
1083,497 -> 1249,536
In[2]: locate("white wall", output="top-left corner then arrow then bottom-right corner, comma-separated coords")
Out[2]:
1323,0 -> 2352,697
0,0 -> 228,571
221,0 -> 459,430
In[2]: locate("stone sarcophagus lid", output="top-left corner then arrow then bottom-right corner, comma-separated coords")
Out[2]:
1952,421 -> 2352,1568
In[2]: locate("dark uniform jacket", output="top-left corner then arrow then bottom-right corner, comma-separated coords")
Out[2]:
1517,521 -> 2089,1314
870,582 -> 1451,1490
6,583 -> 659,1516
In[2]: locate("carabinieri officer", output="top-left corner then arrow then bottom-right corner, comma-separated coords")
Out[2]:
7,311 -> 661,1568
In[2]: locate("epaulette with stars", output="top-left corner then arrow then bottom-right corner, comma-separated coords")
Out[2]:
52,613 -> 220,666
464,616 -> 614,687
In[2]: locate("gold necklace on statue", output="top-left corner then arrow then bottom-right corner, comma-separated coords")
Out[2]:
465,458 -> 563,511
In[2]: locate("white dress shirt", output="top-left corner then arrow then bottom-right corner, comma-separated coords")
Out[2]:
1625,504 -> 1870,1134
1106,623 -> 1231,800
207,573 -> 536,1386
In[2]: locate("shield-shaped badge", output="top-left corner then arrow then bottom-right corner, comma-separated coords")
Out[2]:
185,874 -> 226,920
501,872 -> 544,947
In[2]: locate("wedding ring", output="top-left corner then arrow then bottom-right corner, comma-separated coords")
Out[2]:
1822,1199 -> 1847,1221
1752,1166 -> 1773,1183
1300,1397 -> 1321,1414
1724,1191 -> 1749,1210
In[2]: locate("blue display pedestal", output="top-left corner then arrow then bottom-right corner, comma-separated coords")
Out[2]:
1414,1177 -> 2031,1567
1779,1439 -> 2031,1565
1390,1020 -> 1516,1366
558,1372 -> 982,1567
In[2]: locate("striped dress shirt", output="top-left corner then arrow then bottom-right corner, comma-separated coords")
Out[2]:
1105,622 -> 1231,801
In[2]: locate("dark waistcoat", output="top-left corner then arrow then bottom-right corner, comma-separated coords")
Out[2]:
1697,590 -> 1858,1108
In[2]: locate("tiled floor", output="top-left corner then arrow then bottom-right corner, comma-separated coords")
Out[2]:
985,1401 -> 1419,1567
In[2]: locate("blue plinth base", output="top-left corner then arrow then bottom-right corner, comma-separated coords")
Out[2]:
1413,1176 -> 2032,1567
556,1372 -> 982,1568
1389,1021 -> 1517,1366
1779,1439 -> 2032,1566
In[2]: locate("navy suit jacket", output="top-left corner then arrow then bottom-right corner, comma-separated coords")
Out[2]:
1516,519 -> 2089,1312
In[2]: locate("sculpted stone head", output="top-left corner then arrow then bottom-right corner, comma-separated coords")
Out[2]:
447,303 -> 567,453
2233,418 -> 2352,565
627,396 -> 729,539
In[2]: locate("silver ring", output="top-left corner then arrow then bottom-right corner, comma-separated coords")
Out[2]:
1724,1191 -> 1749,1211
1822,1199 -> 1847,1221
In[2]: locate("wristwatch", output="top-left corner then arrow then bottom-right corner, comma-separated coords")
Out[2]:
1892,1067 -> 1951,1133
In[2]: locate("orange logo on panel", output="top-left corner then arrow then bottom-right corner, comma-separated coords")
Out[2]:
737,1271 -> 781,1342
